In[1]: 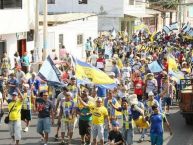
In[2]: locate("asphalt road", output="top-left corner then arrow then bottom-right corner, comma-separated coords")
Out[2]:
0,107 -> 192,145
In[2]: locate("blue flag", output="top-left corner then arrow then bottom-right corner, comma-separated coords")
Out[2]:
148,61 -> 163,73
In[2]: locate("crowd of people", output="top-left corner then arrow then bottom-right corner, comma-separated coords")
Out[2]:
0,29 -> 193,145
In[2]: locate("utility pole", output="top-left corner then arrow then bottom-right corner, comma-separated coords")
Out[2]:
34,0 -> 40,62
179,0 -> 182,28
42,0 -> 48,61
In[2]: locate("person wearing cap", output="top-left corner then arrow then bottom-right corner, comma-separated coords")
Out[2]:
77,89 -> 95,145
8,89 -> 24,145
108,120 -> 124,145
145,73 -> 158,99
109,72 -> 120,85
21,83 -> 34,132
128,94 -> 149,143
145,91 -> 160,116
149,104 -> 172,145
92,97 -> 110,145
28,72 -> 40,97
35,91 -> 54,145
110,97 -> 134,145
7,73 -> 19,103
58,92 -> 76,145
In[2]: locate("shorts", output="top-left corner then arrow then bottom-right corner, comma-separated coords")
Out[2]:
61,120 -> 74,133
79,119 -> 91,136
134,116 -> 150,129
9,120 -> 22,140
37,117 -> 51,134
150,133 -> 163,145
21,109 -> 32,121
163,97 -> 171,106
92,124 -> 104,140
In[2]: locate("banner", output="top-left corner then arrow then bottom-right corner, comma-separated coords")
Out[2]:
74,58 -> 116,89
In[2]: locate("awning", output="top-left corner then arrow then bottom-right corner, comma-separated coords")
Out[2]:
125,13 -> 154,18
145,9 -> 161,15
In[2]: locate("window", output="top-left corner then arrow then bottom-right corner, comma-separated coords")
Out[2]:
77,34 -> 83,45
48,0 -> 55,4
78,0 -> 87,4
0,0 -> 22,9
59,34 -> 63,49
129,0 -> 135,5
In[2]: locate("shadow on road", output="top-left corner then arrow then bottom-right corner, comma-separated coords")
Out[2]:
166,110 -> 193,145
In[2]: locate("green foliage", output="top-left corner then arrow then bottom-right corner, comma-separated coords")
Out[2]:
148,0 -> 179,10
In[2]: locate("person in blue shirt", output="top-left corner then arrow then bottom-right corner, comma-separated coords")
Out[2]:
7,73 -> 19,103
150,104 -> 172,145
28,72 -> 40,97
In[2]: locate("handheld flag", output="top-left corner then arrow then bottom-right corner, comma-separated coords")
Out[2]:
182,22 -> 191,33
38,55 -> 63,86
148,61 -> 163,73
168,54 -> 178,71
74,58 -> 116,89
163,26 -> 171,34
169,22 -> 178,31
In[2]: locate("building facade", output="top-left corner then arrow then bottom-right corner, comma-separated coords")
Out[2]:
0,0 -> 35,67
39,0 -> 160,37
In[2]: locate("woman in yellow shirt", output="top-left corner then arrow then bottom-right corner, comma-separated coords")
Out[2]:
8,91 -> 23,145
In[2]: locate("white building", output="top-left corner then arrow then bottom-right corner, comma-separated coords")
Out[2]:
39,13 -> 98,59
39,0 -> 161,36
0,0 -> 35,67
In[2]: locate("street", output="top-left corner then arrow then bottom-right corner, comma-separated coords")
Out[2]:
0,107 -> 192,145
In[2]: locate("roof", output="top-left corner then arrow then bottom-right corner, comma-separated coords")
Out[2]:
39,13 -> 96,23
125,13 -> 154,18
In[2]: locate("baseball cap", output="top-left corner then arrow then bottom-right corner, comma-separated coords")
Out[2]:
112,121 -> 120,127
96,97 -> 103,102
148,91 -> 154,96
12,92 -> 18,96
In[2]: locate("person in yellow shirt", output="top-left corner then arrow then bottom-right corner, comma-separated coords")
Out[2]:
8,90 -> 23,145
92,97 -> 110,145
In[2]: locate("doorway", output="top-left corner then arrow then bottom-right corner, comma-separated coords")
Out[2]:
0,41 -> 6,60
17,39 -> 26,58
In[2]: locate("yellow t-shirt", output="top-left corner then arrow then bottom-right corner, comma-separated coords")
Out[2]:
92,106 -> 108,125
8,100 -> 22,121
22,92 -> 32,110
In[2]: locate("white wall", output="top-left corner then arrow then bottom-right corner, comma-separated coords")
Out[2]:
39,0 -> 124,17
39,15 -> 98,60
0,0 -> 34,34
98,16 -> 120,31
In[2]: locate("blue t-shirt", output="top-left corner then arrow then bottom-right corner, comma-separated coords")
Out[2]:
150,113 -> 166,135
28,78 -> 40,96
8,78 -> 19,95
97,86 -> 106,98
